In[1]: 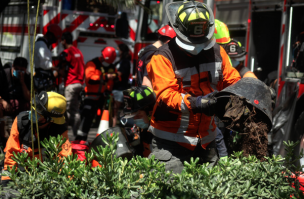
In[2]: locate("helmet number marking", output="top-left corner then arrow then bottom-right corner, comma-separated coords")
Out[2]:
194,25 -> 203,35
230,45 -> 236,52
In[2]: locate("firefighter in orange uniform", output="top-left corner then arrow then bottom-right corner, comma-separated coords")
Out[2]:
76,47 -> 117,141
1,91 -> 72,186
146,1 -> 241,173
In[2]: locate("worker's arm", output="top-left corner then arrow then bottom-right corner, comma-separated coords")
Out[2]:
1,118 -> 20,182
58,131 -> 72,157
219,46 -> 241,90
142,76 -> 153,91
146,55 -> 193,113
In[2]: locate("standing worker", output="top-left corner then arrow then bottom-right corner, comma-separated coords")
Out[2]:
137,25 -> 176,87
214,20 -> 257,79
60,32 -> 85,137
1,91 -> 72,187
76,47 -> 117,141
146,1 -> 241,173
34,24 -> 62,92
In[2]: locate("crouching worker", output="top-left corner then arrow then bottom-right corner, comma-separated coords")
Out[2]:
120,86 -> 156,157
1,91 -> 72,187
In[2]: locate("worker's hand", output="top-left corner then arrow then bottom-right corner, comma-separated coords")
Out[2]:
107,73 -> 116,80
197,91 -> 218,117
0,99 -> 12,112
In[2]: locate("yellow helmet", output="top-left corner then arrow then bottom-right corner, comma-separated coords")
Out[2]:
33,91 -> 66,125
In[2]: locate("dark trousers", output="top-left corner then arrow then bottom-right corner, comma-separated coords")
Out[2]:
148,137 -> 219,174
76,97 -> 104,140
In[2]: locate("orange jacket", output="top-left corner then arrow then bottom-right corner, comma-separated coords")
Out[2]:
146,41 -> 241,150
1,117 -> 72,181
85,58 -> 118,100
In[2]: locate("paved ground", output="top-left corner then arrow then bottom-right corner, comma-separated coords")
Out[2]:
67,126 -> 98,143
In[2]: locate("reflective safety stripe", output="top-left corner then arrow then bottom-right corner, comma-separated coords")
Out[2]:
199,62 -> 222,84
149,126 -> 198,145
180,94 -> 189,113
175,67 -> 197,88
201,116 -> 217,145
178,94 -> 190,133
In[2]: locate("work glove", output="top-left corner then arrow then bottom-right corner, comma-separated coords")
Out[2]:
196,91 -> 218,117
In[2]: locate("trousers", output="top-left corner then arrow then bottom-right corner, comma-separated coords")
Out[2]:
65,83 -> 83,136
76,97 -> 104,140
148,137 -> 219,174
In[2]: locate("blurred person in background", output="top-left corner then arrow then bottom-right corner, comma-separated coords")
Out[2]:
59,32 -> 85,137
0,57 -> 31,155
76,47 -> 117,141
112,43 -> 131,127
115,12 -> 129,39
0,57 -> 30,120
34,24 -> 62,92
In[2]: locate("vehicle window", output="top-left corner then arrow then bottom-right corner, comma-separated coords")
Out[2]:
286,6 -> 304,73
141,0 -> 163,41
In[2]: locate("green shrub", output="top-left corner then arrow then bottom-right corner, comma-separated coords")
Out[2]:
1,133 -> 304,199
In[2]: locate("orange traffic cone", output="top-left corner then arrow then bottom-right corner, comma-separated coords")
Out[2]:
96,110 -> 109,137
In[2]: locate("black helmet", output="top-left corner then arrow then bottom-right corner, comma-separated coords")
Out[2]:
121,86 -> 156,118
223,38 -> 247,61
166,1 -> 215,53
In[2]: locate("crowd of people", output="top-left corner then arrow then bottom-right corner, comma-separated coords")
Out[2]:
0,0 -> 282,189
0,23 -> 132,185
0,26 -> 132,144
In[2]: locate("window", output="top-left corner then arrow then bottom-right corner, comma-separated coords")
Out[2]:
141,0 -> 163,41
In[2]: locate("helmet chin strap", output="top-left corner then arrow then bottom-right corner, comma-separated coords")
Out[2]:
176,37 -> 204,55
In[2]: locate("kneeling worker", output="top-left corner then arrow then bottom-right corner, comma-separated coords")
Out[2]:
121,86 -> 156,157
1,91 -> 72,186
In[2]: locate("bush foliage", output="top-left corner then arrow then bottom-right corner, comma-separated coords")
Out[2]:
1,133 -> 304,198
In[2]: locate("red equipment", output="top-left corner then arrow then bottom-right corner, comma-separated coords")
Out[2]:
71,140 -> 89,161
158,25 -> 176,39
102,47 -> 117,64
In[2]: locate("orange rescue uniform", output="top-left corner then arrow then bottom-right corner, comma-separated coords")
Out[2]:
146,40 -> 241,150
1,117 -> 72,182
85,57 -> 119,100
